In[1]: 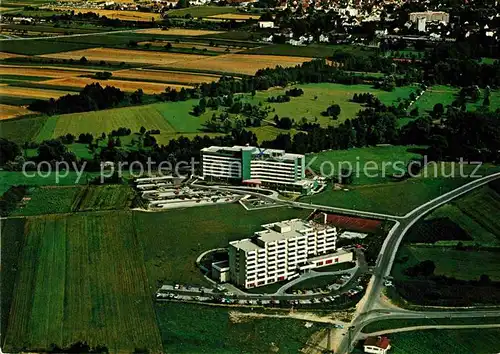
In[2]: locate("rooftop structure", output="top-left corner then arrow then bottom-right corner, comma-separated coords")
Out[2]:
364,336 -> 391,354
227,218 -> 351,288
200,145 -> 316,193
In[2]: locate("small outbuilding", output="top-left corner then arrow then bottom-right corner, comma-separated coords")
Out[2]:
364,336 -> 391,354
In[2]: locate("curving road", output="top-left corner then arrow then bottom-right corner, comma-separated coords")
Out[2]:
330,171 -> 500,353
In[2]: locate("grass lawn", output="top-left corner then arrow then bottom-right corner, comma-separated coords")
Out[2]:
305,145 -> 425,185
0,171 -> 102,195
379,329 -> 500,354
156,302 -> 321,353
301,163 -> 500,216
407,245 -> 500,281
133,204 -> 310,290
362,317 -> 500,333
0,39 -> 97,55
12,186 -> 82,216
239,83 -> 414,129
246,43 -> 378,58
167,6 -> 238,18
0,218 -> 26,340
424,184 -> 500,246
10,185 -> 135,216
3,213 -> 163,353
36,100 -> 218,145
0,115 -> 48,144
412,86 -> 500,115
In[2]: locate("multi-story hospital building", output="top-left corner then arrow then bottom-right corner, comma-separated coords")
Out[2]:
200,145 -> 316,192
227,219 -> 353,289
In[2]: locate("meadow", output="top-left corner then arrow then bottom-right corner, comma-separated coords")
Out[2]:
12,186 -> 82,216
3,213 -> 163,353
166,5 -> 238,18
72,184 -> 135,211
406,245 -> 500,281
383,329 -> 500,354
133,204 -> 310,289
422,184 -> 500,246
156,302 -> 321,353
362,317 -> 500,333
304,145 -> 425,185
301,163 -> 500,216
0,218 -> 26,340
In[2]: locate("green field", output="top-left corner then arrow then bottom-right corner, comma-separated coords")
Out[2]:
3,213 -> 163,353
0,39 -> 97,55
362,317 -> 500,333
239,83 -> 415,129
36,100 -> 214,144
246,43 -> 378,58
305,145 -> 425,185
412,86 -> 500,114
0,171 -> 102,195
156,302 -> 321,353
72,184 -> 135,211
167,5 -> 238,18
381,329 -> 500,354
423,185 -> 500,246
0,218 -> 26,340
134,204 -> 310,289
0,116 -> 48,144
405,245 -> 500,281
301,163 -> 500,216
12,186 -> 82,216
10,185 -> 135,216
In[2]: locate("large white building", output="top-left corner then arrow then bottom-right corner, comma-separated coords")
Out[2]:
227,218 -> 353,288
200,145 -> 316,192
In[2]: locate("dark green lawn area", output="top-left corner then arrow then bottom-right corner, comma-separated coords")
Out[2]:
0,218 -> 26,341
156,302 -> 321,353
362,317 -> 500,333
0,115 -> 48,144
133,204 -> 310,290
301,163 -> 500,216
376,329 -> 500,354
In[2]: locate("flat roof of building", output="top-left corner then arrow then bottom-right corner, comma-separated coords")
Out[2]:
201,145 -> 304,160
256,219 -> 311,242
229,238 -> 260,252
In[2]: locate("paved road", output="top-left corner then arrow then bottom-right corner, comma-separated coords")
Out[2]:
332,171 -> 500,353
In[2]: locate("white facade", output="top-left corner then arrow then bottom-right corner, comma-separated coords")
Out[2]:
228,219 -> 338,288
417,17 -> 427,32
200,145 -> 306,188
258,21 -> 274,28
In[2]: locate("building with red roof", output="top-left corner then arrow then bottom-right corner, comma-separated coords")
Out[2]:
364,336 -> 391,353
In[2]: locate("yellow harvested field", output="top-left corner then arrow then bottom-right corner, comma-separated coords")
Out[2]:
0,52 -> 26,60
113,68 -> 220,84
136,28 -> 224,36
207,13 -> 260,20
165,53 -> 312,75
41,77 -> 191,94
0,104 -> 34,120
0,65 -> 97,78
40,47 -> 207,66
0,86 -> 71,99
51,7 -> 162,21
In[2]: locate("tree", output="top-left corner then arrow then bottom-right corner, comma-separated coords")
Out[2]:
164,42 -> 172,50
433,103 -> 444,117
139,126 -> 146,135
115,137 -> 122,147
0,138 -> 21,166
410,107 -> 419,117
79,56 -> 88,64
